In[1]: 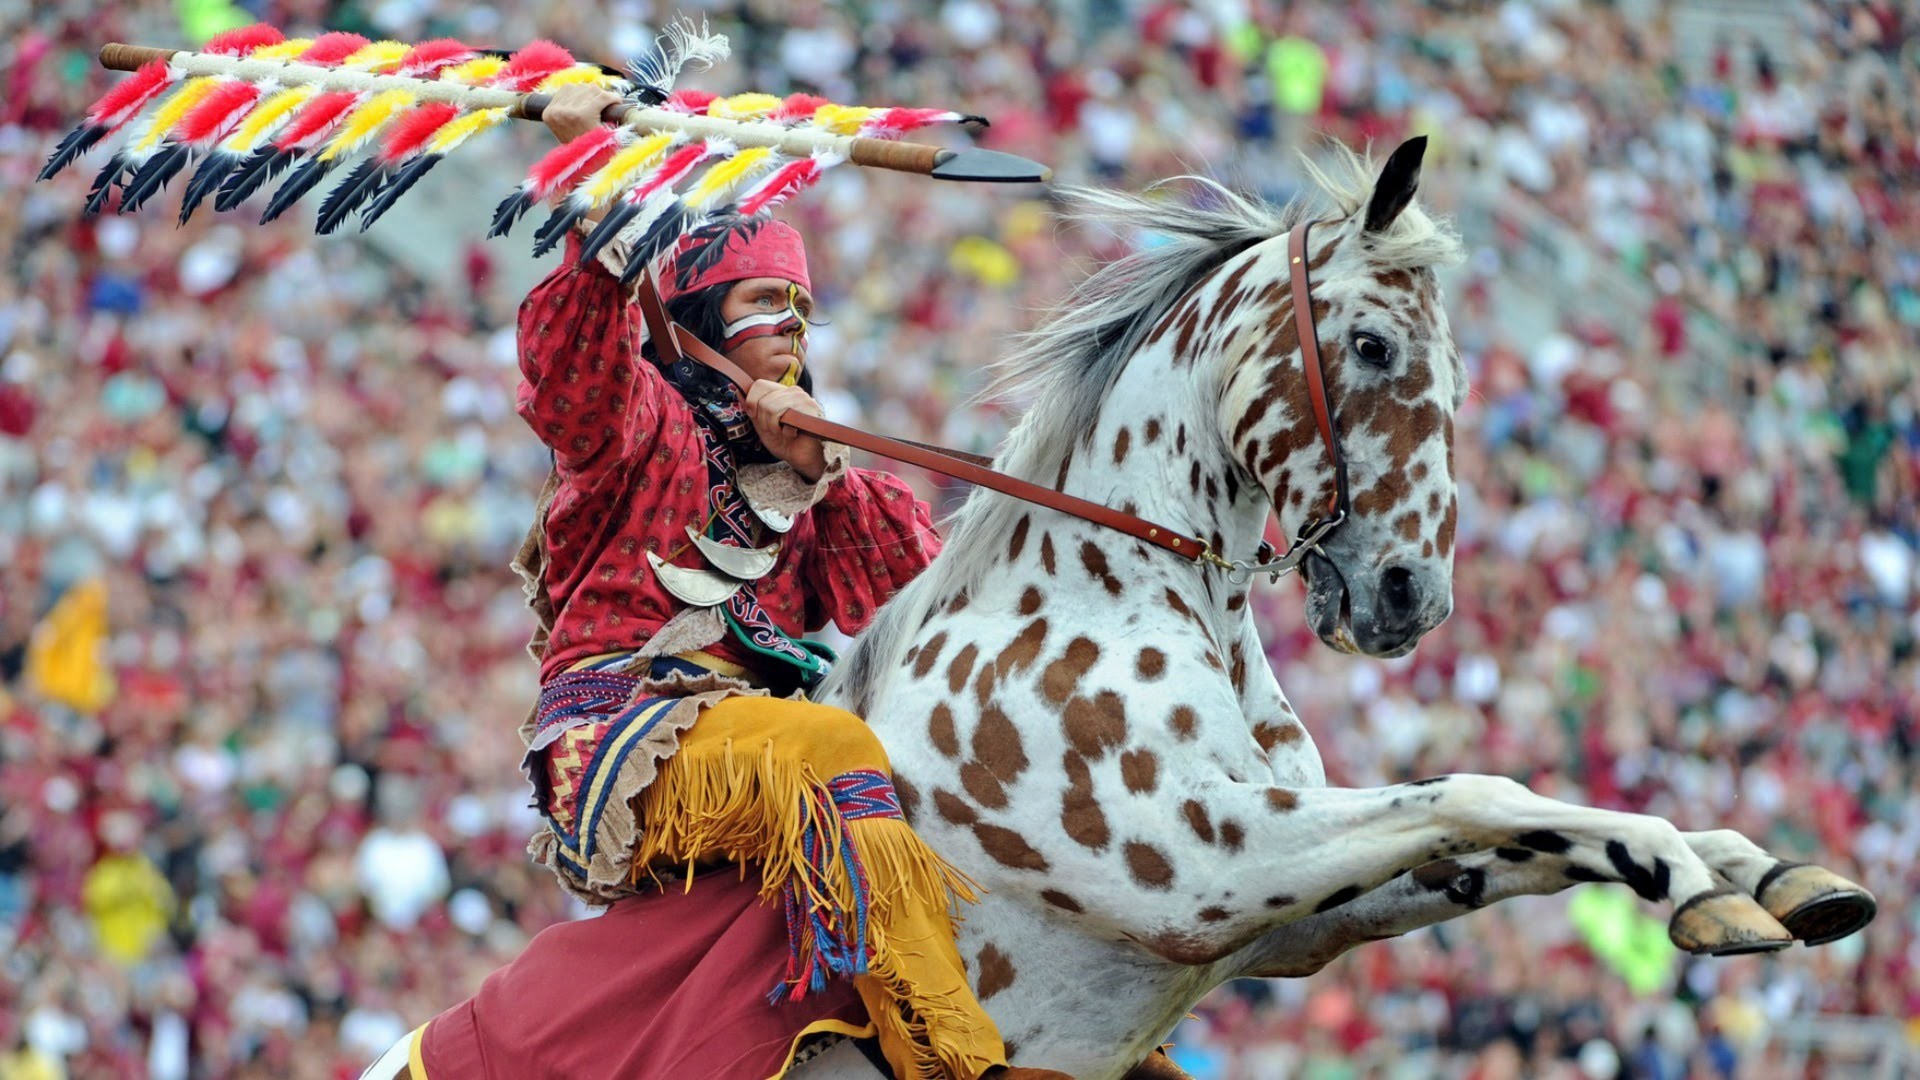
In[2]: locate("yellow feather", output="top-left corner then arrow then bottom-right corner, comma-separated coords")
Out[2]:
582,133 -> 680,205
438,56 -> 506,85
810,104 -> 877,135
534,66 -> 617,92
342,41 -> 410,72
317,89 -> 415,161
248,39 -> 313,61
222,85 -> 317,152
424,107 -> 509,155
709,93 -> 782,121
685,147 -> 775,208
135,77 -> 221,151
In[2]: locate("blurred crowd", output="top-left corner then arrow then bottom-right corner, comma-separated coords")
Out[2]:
1,0 -> 1915,1077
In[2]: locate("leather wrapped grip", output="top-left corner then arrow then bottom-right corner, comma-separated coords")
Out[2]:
100,43 -> 179,71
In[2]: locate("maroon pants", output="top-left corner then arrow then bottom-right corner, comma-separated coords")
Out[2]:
419,870 -> 867,1079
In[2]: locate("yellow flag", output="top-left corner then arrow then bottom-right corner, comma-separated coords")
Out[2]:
26,578 -> 116,714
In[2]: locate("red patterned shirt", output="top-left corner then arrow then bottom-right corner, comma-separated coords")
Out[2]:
516,234 -> 941,682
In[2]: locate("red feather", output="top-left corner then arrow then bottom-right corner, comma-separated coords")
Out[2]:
202,24 -> 285,57
629,142 -> 711,201
525,125 -> 619,196
736,159 -> 821,217
378,102 -> 462,163
298,32 -> 371,67
665,90 -> 717,115
272,90 -> 361,150
87,60 -> 173,129
497,40 -> 574,91
770,94 -> 829,124
397,39 -> 473,78
173,81 -> 261,145
862,107 -> 959,138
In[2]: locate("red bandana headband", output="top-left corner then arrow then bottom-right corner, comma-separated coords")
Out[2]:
659,219 -> 811,305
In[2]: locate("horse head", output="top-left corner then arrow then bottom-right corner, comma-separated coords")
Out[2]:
1219,137 -> 1466,658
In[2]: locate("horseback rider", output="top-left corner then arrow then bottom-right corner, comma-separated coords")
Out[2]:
396,84 -> 1067,1080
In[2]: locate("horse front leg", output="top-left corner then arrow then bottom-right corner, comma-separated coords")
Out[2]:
1228,848 -> 1575,978
1226,825 -> 1879,981
1134,773 -> 1807,966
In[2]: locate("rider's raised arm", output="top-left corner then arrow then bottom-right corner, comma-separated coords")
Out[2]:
513,229 -> 676,477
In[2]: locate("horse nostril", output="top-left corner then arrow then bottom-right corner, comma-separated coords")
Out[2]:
1381,565 -> 1416,616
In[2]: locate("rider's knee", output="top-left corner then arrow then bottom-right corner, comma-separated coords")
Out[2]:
790,702 -> 893,774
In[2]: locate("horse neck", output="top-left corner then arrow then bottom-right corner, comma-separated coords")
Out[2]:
1046,281 -> 1276,612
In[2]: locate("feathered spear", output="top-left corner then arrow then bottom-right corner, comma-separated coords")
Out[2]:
55,18 -> 1046,247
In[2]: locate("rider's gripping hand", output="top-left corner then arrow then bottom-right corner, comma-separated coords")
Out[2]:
745,380 -> 829,483
541,84 -> 624,145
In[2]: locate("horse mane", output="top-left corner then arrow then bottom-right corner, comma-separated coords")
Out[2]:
822,147 -> 1460,702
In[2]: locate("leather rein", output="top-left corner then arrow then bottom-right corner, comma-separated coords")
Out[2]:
634,222 -> 1349,585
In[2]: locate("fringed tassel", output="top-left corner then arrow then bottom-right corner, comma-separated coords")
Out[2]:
632,746 -> 998,1080
843,816 -> 1004,1080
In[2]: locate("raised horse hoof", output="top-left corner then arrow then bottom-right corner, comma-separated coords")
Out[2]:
1756,864 -> 1878,947
1668,890 -> 1794,956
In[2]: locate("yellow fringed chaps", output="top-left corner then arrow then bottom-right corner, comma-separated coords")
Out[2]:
633,696 -> 1007,1080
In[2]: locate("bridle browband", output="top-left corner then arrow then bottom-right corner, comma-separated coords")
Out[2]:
634,221 -> 1350,585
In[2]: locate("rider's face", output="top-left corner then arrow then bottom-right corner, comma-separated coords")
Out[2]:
720,277 -> 816,385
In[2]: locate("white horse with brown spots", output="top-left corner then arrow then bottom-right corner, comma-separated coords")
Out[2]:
803,139 -> 1875,1078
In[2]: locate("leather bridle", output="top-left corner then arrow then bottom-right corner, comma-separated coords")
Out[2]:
634,221 -> 1349,585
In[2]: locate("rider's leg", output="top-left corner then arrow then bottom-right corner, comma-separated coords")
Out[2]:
636,695 -> 1010,1080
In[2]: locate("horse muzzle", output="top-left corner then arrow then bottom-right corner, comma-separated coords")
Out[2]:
1304,552 -> 1449,658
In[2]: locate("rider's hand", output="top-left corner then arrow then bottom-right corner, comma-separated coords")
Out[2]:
541,84 -> 624,146
745,380 -> 829,483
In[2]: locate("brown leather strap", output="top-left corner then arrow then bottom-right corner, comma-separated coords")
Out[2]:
661,315 -> 1214,560
630,223 -> 1346,568
1290,223 -> 1348,519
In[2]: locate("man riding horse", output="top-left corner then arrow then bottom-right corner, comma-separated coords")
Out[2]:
376,84 -> 1074,1080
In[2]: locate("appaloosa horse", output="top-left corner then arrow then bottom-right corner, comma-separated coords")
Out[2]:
798,138 -> 1875,1078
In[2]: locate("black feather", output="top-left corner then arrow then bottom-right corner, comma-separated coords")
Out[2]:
214,147 -> 284,211
178,150 -> 237,225
488,188 -> 535,238
119,145 -> 192,213
40,125 -> 107,182
530,202 -> 589,257
576,199 -> 640,266
619,203 -> 692,286
357,155 -> 438,231
314,159 -> 385,235
84,155 -> 129,216
259,157 -> 332,224
665,216 -> 747,291
264,146 -> 299,180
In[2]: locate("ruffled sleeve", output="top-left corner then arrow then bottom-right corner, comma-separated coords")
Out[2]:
798,465 -> 943,634
515,231 -> 674,477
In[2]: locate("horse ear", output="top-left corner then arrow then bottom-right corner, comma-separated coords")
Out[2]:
1363,136 -> 1427,234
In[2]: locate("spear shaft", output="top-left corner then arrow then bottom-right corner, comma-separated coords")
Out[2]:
98,43 -> 1050,183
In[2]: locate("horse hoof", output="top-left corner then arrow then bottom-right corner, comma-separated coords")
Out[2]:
1756,864 -> 1878,946
1668,889 -> 1794,956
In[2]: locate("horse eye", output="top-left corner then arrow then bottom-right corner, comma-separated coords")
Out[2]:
1352,332 -> 1392,365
